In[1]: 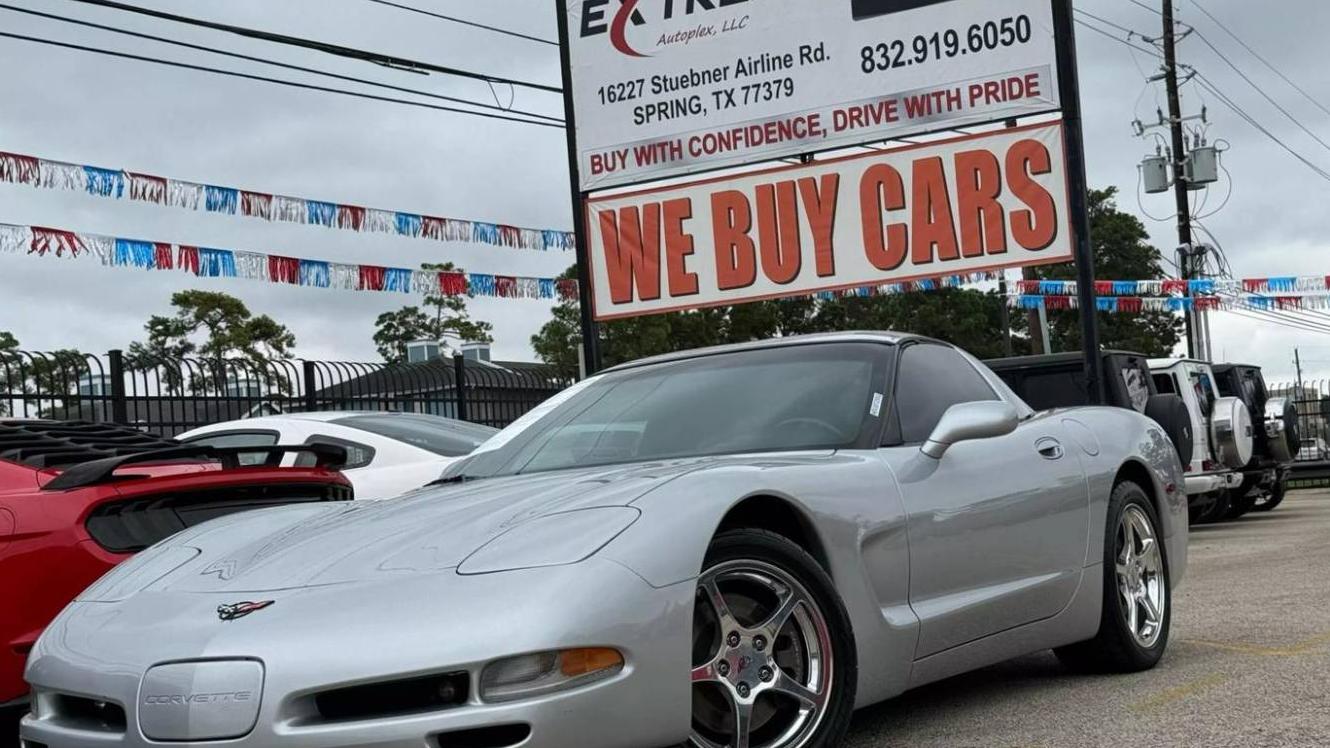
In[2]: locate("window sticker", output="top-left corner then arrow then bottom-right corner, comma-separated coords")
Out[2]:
1122,366 -> 1149,413
870,393 -> 885,417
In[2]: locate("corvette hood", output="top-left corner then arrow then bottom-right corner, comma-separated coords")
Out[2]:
151,461 -> 698,593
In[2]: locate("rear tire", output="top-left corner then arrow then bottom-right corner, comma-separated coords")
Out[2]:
1224,488 -> 1258,520
1196,490 -> 1234,524
689,530 -> 856,748
1254,478 -> 1288,512
1056,481 -> 1170,673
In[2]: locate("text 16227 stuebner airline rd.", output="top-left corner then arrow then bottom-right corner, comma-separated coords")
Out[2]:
567,0 -> 1061,189
584,122 -> 1073,320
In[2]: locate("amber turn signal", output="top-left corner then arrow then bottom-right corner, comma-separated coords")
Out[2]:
559,647 -> 624,678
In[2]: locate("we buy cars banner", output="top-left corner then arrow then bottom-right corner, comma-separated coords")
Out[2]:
585,121 -> 1072,320
567,0 -> 1060,189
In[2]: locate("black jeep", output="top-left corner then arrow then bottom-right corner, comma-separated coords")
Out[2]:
984,350 -> 1194,468
1210,363 -> 1298,518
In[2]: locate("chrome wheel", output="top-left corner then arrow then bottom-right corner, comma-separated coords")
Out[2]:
689,560 -> 833,748
1115,505 -> 1166,648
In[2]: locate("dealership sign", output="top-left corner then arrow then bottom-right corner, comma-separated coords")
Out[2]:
585,122 -> 1071,319
566,0 -> 1061,189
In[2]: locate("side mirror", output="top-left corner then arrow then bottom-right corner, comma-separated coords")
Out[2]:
921,401 -> 1020,459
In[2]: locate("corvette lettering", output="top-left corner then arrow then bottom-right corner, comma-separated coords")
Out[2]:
143,691 -> 252,705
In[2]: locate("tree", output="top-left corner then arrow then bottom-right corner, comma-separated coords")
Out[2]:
532,187 -> 1180,373
0,330 -> 17,416
531,266 -> 1015,377
126,290 -> 297,392
0,333 -> 89,417
1027,187 -> 1183,357
373,262 -> 493,364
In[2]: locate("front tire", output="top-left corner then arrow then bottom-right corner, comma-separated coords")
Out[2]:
689,530 -> 856,748
1056,481 -> 1171,672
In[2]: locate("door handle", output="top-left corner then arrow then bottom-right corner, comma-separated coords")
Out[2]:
1036,438 -> 1064,460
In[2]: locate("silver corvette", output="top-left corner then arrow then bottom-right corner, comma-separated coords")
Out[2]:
22,333 -> 1187,748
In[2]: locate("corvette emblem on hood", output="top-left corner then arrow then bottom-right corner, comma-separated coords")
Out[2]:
217,601 -> 274,622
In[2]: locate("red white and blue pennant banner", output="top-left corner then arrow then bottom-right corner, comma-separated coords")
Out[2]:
1012,277 -> 1330,297
1010,294 -> 1330,313
0,223 -> 579,301
0,151 -> 574,253
0,222 -> 1006,304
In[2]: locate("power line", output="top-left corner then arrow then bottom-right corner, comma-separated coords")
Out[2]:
363,0 -> 558,47
1219,307 -> 1330,337
1192,28 -> 1330,157
0,31 -> 564,128
1216,292 -> 1330,334
0,3 -> 563,123
63,0 -> 562,93
1073,16 -> 1164,59
1191,1 -> 1330,119
1216,296 -> 1330,334
1073,8 -> 1148,41
1195,73 -> 1330,181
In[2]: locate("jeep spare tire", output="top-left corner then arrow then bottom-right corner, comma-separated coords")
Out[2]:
1146,394 -> 1194,467
1211,396 -> 1255,469
1264,397 -> 1299,463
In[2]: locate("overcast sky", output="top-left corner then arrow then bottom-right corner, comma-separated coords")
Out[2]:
3,0 -> 1330,384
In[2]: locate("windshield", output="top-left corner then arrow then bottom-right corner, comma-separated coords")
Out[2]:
332,414 -> 497,457
447,342 -> 891,479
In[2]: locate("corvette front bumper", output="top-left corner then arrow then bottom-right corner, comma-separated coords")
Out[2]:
22,559 -> 694,748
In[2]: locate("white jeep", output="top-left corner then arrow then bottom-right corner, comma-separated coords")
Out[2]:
1149,358 -> 1254,521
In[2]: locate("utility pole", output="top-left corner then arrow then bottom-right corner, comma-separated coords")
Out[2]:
555,0 -> 603,376
1296,348 -> 1305,395
1162,0 -> 1196,359
998,276 -> 1013,356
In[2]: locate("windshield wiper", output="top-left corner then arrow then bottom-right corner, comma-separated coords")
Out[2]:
427,474 -> 476,486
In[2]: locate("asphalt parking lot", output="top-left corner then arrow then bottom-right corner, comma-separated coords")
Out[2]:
845,489 -> 1330,748
5,492 -> 1327,748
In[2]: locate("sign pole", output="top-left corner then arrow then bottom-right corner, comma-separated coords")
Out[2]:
1051,0 -> 1103,404
555,0 -> 602,376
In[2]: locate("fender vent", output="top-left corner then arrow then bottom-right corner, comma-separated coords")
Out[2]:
434,724 -> 532,748
313,672 -> 468,723
50,694 -> 127,733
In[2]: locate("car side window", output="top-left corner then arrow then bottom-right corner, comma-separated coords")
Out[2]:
181,431 -> 279,466
891,344 -> 999,444
296,435 -> 376,470
1152,374 -> 1178,395
1189,372 -> 1214,417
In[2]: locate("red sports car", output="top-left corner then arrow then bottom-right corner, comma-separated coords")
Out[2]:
0,420 -> 353,710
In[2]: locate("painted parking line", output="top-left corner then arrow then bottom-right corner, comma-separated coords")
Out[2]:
1130,673 -> 1228,713
1183,630 -> 1330,657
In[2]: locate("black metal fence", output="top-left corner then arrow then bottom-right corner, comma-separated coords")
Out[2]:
0,349 -> 571,436
1269,379 -> 1330,463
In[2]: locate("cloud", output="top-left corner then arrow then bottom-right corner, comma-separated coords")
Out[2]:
2,0 -> 1329,380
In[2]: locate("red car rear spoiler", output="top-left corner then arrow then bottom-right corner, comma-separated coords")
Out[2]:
42,444 -> 349,491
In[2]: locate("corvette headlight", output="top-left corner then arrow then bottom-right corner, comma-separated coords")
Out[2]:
457,507 -> 639,575
480,648 -> 624,703
78,545 -> 200,602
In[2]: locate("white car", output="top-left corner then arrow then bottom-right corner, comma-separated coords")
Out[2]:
1298,437 -> 1328,462
177,412 -> 497,499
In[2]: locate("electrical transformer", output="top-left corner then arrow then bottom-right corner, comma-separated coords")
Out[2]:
1141,155 -> 1170,194
1185,146 -> 1220,188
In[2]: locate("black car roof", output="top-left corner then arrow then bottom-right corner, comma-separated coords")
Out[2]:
601,332 -> 923,374
0,420 -> 179,469
984,350 -> 1149,370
